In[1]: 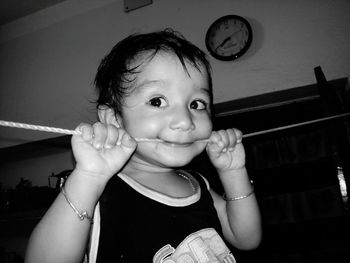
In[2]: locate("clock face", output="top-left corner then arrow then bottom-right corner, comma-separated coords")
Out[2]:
205,15 -> 252,61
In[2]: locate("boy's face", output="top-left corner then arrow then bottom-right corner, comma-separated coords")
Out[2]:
118,52 -> 213,171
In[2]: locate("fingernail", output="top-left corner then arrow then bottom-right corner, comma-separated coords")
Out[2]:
123,134 -> 134,146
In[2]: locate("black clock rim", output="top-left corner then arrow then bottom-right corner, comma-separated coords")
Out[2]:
205,15 -> 253,61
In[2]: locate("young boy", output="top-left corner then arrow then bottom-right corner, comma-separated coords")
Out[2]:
25,29 -> 261,263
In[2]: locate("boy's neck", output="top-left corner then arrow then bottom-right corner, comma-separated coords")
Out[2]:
121,164 -> 196,198
121,161 -> 175,178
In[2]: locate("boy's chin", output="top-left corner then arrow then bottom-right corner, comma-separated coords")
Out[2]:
159,155 -> 197,168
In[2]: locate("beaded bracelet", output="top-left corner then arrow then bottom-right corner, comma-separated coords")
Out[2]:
61,186 -> 94,224
222,187 -> 255,201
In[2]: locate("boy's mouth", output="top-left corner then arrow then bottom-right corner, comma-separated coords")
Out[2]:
160,140 -> 194,147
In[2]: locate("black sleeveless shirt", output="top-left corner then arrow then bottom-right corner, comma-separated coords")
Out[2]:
96,171 -> 234,263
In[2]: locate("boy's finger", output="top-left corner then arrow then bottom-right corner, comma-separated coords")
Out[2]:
104,124 -> 119,149
76,123 -> 93,142
217,130 -> 230,152
209,131 -> 220,143
206,142 -> 223,156
233,128 -> 243,143
92,122 -> 107,149
121,132 -> 137,149
226,129 -> 236,148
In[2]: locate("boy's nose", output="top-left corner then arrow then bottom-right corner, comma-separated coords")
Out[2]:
169,107 -> 194,131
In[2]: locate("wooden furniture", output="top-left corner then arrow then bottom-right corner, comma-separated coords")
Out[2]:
191,76 -> 350,262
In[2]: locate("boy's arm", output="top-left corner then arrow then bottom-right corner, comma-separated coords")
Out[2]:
210,167 -> 261,250
25,123 -> 136,263
206,129 -> 262,250
25,170 -> 105,263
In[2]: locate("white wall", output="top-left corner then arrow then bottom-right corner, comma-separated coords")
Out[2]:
0,0 -> 350,186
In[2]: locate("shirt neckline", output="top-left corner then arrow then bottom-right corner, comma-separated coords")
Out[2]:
117,170 -> 201,207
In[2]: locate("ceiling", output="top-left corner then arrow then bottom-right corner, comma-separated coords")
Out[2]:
0,0 -> 68,26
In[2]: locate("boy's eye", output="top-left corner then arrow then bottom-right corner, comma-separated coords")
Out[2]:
190,100 -> 207,110
147,97 -> 168,107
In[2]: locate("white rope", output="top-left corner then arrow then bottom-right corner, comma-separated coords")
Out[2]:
0,120 -> 209,143
1,112 -> 349,143
0,120 -> 78,135
242,112 -> 350,138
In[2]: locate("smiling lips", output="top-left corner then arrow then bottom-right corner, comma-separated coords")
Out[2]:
160,140 -> 194,147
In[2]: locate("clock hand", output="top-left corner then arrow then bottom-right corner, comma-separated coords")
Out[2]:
215,36 -> 231,51
215,29 -> 242,51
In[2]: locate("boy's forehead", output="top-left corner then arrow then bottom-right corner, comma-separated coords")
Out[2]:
129,51 -> 208,79
126,51 -> 211,95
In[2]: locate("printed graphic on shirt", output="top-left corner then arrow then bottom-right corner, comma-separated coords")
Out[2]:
153,228 -> 236,263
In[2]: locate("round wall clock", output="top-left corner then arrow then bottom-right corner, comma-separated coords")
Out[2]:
205,15 -> 252,61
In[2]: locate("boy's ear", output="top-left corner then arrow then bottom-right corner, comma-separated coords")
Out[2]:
97,107 -> 122,128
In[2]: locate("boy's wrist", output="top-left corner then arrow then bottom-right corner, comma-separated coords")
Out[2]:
74,166 -> 113,182
217,166 -> 251,188
67,168 -> 110,198
217,166 -> 247,177
218,166 -> 254,201
61,173 -> 102,224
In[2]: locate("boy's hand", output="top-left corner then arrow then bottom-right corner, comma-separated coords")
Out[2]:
206,128 -> 245,172
71,122 -> 137,182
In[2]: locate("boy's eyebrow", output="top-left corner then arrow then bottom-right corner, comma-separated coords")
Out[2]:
135,79 -> 211,96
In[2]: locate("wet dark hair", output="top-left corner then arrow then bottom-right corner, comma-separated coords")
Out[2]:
94,28 -> 213,115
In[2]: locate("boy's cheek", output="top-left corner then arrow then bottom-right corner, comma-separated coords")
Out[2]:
206,118 -> 214,135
